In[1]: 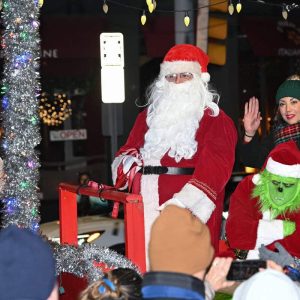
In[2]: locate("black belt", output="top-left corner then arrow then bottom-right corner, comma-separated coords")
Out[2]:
138,166 -> 194,175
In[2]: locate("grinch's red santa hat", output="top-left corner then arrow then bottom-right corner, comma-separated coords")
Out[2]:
252,140 -> 300,185
160,44 -> 211,82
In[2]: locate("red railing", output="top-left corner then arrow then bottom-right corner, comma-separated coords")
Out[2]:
58,183 -> 146,273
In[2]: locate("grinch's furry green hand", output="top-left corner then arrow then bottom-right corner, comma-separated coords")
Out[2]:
283,220 -> 296,237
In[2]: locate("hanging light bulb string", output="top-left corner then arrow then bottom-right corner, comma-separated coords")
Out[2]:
103,0 -> 228,27
141,9 -> 147,25
102,0 -> 108,14
103,0 -> 300,21
228,0 -> 235,15
184,11 -> 190,27
281,2 -> 299,19
236,0 -> 242,13
282,4 -> 288,20
246,0 -> 299,19
103,0 -> 228,14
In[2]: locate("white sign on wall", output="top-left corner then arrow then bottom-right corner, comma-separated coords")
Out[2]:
50,129 -> 87,142
100,32 -> 125,103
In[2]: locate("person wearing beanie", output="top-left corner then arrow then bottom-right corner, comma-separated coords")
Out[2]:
142,205 -> 234,300
226,140 -> 300,263
239,75 -> 300,168
0,225 -> 58,300
111,44 -> 237,266
233,269 -> 300,300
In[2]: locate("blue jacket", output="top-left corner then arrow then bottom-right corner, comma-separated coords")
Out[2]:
142,271 -> 205,300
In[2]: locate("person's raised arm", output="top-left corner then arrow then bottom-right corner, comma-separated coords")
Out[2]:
243,97 -> 262,142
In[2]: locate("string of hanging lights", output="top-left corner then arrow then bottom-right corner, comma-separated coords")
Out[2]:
101,0 -> 300,26
281,2 -> 299,20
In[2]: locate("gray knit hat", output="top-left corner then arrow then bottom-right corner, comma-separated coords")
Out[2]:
275,80 -> 300,103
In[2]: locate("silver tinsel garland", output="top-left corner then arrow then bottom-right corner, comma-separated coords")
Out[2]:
1,0 -> 140,282
53,242 -> 141,283
1,0 -> 41,229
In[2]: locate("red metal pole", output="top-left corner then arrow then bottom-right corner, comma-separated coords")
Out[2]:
124,200 -> 146,273
59,186 -> 78,246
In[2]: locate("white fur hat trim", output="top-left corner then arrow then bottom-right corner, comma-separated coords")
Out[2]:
252,174 -> 261,185
266,157 -> 300,178
160,60 -> 210,82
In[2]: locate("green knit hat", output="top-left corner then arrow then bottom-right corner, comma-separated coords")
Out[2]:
275,80 -> 300,103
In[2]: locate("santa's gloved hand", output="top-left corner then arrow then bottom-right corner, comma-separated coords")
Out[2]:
259,242 -> 295,267
159,184 -> 215,223
122,155 -> 142,174
159,198 -> 205,222
113,155 -> 142,190
158,198 -> 185,212
283,220 -> 296,237
158,196 -> 215,223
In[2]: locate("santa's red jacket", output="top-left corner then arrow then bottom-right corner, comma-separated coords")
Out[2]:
112,108 -> 237,253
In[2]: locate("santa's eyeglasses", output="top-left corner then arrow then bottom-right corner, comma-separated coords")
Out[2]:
165,72 -> 193,82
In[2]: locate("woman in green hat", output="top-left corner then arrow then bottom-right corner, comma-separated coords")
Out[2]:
239,75 -> 300,168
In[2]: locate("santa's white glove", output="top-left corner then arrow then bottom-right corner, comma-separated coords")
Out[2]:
159,198 -> 185,210
158,184 -> 216,224
112,154 -> 142,188
122,155 -> 142,174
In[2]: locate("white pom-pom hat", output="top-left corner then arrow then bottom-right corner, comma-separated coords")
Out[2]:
160,44 -> 211,82
252,140 -> 300,185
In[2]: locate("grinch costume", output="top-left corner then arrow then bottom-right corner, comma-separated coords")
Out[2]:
112,44 -> 237,259
226,141 -> 300,259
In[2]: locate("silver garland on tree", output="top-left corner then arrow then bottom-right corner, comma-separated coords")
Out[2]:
1,0 -> 140,281
1,0 -> 41,230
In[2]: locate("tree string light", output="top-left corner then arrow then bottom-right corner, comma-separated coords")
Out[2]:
39,92 -> 72,126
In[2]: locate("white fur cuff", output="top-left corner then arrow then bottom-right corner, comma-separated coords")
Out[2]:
172,183 -> 216,223
254,219 -> 284,249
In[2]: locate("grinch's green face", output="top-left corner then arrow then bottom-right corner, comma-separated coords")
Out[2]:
267,174 -> 299,208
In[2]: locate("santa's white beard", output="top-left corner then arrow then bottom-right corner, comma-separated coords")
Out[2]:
140,77 -> 207,162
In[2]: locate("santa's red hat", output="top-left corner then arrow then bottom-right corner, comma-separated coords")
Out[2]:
160,44 -> 210,82
252,141 -> 300,184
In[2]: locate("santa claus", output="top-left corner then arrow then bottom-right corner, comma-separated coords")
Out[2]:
226,140 -> 300,260
112,44 -> 237,263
